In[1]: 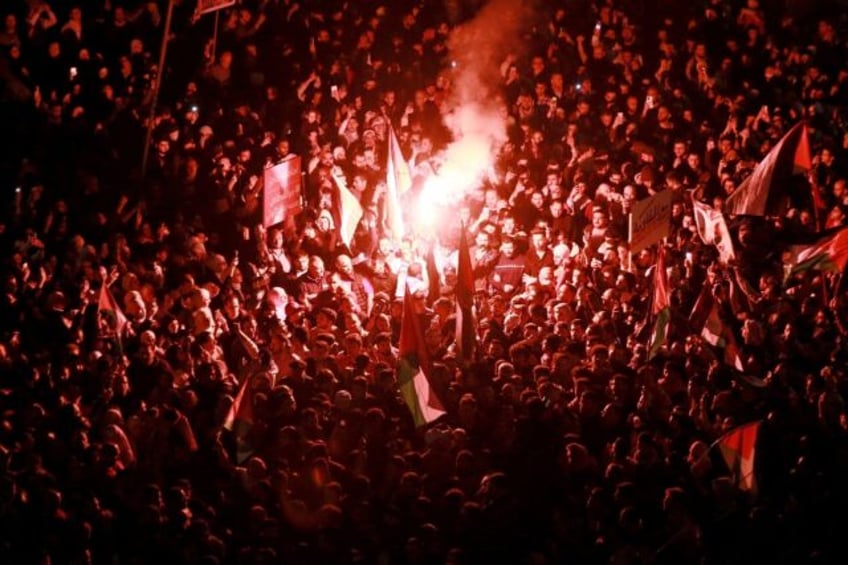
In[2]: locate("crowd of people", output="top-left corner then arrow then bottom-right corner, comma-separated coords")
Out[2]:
3,0 -> 848,563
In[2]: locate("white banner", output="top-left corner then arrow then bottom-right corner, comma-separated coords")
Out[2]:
263,157 -> 302,228
629,190 -> 673,254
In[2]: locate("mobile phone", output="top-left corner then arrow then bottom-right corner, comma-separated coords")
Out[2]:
15,186 -> 22,193
69,66 -> 78,80
646,95 -> 654,106
616,111 -> 624,120
575,83 -> 583,91
595,21 -> 602,32
190,104 -> 199,113
330,85 -> 338,97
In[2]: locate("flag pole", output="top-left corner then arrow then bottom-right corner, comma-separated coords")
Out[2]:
141,0 -> 176,178
211,10 -> 220,62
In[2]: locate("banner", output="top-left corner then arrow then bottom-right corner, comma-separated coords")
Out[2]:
691,197 -> 736,264
196,0 -> 237,16
629,190 -> 673,254
263,157 -> 302,228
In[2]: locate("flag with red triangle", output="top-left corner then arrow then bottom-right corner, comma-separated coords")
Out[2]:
398,290 -> 446,427
785,225 -> 848,278
224,375 -> 256,464
717,421 -> 760,493
98,282 -> 128,351
689,284 -> 744,371
648,246 -> 670,359
725,122 -> 812,216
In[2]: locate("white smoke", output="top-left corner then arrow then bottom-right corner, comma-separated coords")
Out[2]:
422,0 -> 536,208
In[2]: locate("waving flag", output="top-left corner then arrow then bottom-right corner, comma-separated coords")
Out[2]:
224,376 -> 255,464
725,122 -> 811,216
648,246 -> 670,359
398,291 -> 446,427
455,227 -> 476,364
98,282 -> 127,350
384,125 -> 411,241
785,226 -> 848,278
331,170 -> 363,248
689,284 -> 744,371
717,421 -> 760,493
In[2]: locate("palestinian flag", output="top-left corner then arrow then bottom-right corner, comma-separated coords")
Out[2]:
224,376 -> 255,464
717,421 -> 760,493
426,243 -> 442,304
648,246 -> 670,359
331,170 -> 364,248
455,226 -> 476,365
689,284 -> 744,371
98,282 -> 128,351
384,125 -> 411,241
725,122 -> 811,217
785,225 -> 848,278
398,290 -> 446,427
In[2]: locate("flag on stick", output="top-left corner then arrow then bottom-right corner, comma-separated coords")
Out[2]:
384,125 -> 411,241
98,282 -> 128,350
689,284 -> 744,371
398,291 -> 446,427
717,421 -> 760,493
455,226 -> 476,364
784,226 -> 848,278
725,122 -> 812,216
331,170 -> 363,248
648,246 -> 670,359
224,376 -> 255,464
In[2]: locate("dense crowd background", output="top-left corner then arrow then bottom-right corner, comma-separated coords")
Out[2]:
3,0 -> 848,563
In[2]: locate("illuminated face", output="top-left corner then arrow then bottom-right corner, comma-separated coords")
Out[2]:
550,200 -> 563,217
532,232 -> 546,251
308,257 -> 325,278
592,211 -> 608,228
531,192 -> 545,209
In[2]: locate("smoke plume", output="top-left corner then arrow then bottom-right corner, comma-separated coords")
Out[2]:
430,0 -> 537,199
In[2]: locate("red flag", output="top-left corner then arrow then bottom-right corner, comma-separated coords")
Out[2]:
224,376 -> 255,463
398,291 -> 446,427
455,227 -> 475,364
785,226 -> 848,277
717,421 -> 760,493
98,283 -> 127,349
689,284 -> 744,371
725,122 -> 811,216
648,246 -> 670,359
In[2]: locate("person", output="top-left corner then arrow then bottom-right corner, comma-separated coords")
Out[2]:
2,1 -> 848,563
